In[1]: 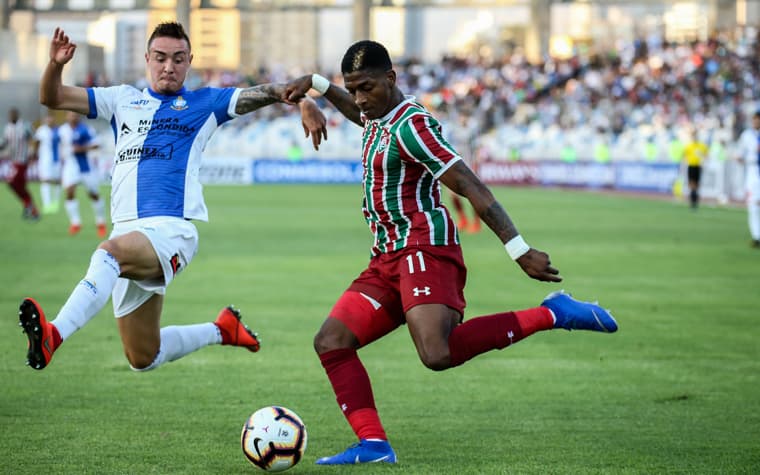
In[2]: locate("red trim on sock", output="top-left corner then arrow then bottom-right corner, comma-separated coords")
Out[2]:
347,408 -> 387,441
319,348 -> 387,440
50,323 -> 62,351
514,306 -> 554,335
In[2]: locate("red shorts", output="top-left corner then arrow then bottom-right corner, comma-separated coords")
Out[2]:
329,245 -> 467,346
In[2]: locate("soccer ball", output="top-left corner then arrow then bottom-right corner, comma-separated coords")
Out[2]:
241,406 -> 307,472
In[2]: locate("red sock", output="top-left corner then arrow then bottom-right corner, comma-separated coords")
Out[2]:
514,306 -> 554,335
448,307 -> 553,367
50,323 -> 63,352
319,348 -> 387,440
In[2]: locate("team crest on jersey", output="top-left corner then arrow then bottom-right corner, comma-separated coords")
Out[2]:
377,133 -> 390,152
170,96 -> 188,111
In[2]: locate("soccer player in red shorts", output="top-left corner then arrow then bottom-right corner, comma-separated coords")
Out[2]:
284,41 -> 619,466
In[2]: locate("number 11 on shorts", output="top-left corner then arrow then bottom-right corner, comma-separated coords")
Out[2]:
406,251 -> 426,274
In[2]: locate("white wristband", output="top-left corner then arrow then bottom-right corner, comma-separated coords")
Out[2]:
505,235 -> 530,260
311,74 -> 330,95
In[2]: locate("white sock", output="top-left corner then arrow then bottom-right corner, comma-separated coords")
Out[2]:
40,183 -> 51,207
52,184 -> 61,203
51,249 -> 121,340
749,202 -> 760,240
65,199 -> 81,226
131,323 -> 221,372
92,198 -> 106,225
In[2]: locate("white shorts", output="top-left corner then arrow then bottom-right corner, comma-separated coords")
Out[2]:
110,217 -> 199,318
61,158 -> 100,193
38,155 -> 61,181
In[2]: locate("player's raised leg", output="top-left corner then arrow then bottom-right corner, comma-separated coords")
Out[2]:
19,246 -> 121,370
430,294 -> 616,369
116,293 -> 260,371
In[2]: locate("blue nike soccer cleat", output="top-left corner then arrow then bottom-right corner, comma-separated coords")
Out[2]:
315,439 -> 397,465
541,290 -> 618,333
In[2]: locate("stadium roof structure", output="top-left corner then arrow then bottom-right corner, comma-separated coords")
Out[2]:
8,0 -> 711,13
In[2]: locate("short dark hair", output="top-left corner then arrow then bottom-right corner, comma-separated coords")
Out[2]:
148,21 -> 191,52
341,40 -> 392,75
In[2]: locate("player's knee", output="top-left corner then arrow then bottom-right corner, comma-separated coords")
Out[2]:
125,349 -> 158,371
419,349 -> 452,372
313,328 -> 352,354
98,239 -> 118,256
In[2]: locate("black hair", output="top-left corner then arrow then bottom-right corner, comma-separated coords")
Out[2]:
754,110 -> 760,119
148,21 -> 191,52
341,40 -> 392,74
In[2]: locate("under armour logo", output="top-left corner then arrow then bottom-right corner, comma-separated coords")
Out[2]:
341,403 -> 348,412
413,286 -> 431,296
507,330 -> 514,345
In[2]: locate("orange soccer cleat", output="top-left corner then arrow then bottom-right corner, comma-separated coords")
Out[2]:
18,298 -> 57,370
96,223 -> 107,238
214,306 -> 261,352
68,224 -> 81,235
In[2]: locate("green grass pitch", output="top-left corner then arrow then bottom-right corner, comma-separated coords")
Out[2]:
1,184 -> 759,474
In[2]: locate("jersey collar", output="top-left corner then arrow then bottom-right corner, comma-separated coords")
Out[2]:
145,87 -> 188,100
365,95 -> 416,125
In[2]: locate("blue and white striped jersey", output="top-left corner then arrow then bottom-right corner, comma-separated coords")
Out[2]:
87,85 -> 241,223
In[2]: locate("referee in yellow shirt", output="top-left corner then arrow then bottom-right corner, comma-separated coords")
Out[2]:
683,130 -> 709,209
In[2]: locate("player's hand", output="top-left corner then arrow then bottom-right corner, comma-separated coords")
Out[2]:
283,75 -> 314,105
50,27 -> 77,66
299,99 -> 328,150
515,248 -> 562,282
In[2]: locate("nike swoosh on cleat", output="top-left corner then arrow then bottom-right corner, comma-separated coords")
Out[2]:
355,455 -> 389,464
591,309 -> 610,332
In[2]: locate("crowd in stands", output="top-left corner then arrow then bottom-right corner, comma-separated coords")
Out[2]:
108,26 -> 760,163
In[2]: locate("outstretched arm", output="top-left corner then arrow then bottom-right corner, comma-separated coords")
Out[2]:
234,83 -> 327,150
439,161 -> 562,283
40,28 -> 90,114
284,75 -> 363,127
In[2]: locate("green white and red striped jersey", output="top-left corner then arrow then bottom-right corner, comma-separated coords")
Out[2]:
360,97 -> 462,255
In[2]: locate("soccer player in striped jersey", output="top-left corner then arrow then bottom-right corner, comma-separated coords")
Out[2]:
19,23 -> 327,373
284,40 -> 618,465
1,107 -> 39,220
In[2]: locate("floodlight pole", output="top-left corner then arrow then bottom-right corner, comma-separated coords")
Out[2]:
353,0 -> 371,41
177,0 -> 190,33
1,0 -> 9,30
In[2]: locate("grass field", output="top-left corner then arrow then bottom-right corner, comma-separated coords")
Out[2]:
1,184 -> 759,474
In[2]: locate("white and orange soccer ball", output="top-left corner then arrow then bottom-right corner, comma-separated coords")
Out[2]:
241,406 -> 307,472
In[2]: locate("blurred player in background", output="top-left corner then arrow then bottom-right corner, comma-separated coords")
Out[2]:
1,107 -> 39,220
19,22 -> 327,373
285,40 -> 618,466
736,111 -> 760,248
32,113 -> 62,214
58,111 -> 107,236
446,113 -> 481,233
682,129 -> 709,210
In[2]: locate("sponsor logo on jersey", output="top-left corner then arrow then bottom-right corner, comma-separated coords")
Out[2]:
170,96 -> 188,111
412,286 -> 431,296
128,99 -> 151,109
116,144 -> 173,163
137,118 -> 195,136
119,123 -> 132,139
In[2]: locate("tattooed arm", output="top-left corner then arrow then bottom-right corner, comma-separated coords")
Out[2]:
234,84 -> 327,150
440,161 -> 562,282
234,83 -> 286,115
